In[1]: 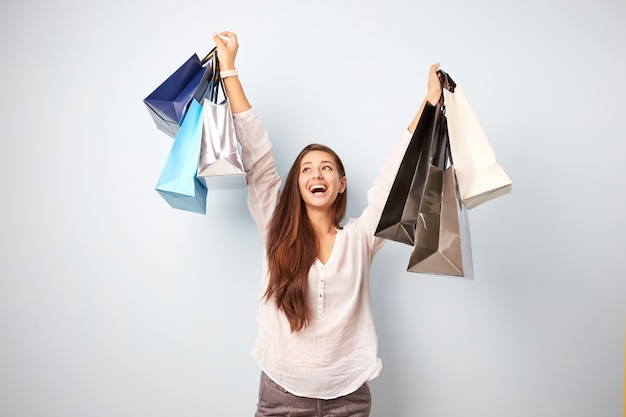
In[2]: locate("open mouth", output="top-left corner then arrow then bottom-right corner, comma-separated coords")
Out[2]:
309,184 -> 327,194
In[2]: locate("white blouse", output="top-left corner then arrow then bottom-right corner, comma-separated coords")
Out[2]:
233,108 -> 411,399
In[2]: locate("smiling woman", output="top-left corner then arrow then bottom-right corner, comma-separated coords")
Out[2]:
266,144 -> 348,326
212,30 -> 441,416
298,147 -> 347,212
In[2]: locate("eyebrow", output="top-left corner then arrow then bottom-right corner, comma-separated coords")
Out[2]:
301,160 -> 335,166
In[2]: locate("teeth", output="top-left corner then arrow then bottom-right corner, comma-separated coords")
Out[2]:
310,185 -> 326,193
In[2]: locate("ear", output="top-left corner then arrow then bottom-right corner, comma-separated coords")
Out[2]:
339,177 -> 347,194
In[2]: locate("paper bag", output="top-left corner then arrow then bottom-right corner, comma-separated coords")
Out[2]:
197,97 -> 245,189
155,99 -> 207,214
440,71 -> 512,209
375,103 -> 441,245
408,164 -> 474,278
144,50 -> 215,138
196,56 -> 245,190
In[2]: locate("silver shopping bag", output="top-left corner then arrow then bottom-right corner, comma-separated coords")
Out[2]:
407,164 -> 474,278
406,106 -> 473,278
197,97 -> 245,190
196,56 -> 245,190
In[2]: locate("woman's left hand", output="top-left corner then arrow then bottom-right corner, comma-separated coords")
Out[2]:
407,63 -> 444,133
426,63 -> 442,105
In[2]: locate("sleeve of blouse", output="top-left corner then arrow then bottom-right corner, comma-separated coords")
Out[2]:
232,108 -> 282,234
352,130 -> 413,255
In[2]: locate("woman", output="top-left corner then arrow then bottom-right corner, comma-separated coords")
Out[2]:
212,30 -> 441,417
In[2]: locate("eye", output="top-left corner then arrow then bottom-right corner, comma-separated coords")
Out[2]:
322,165 -> 332,171
301,167 -> 311,173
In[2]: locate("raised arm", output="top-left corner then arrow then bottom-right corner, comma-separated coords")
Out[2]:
212,31 -> 281,232
212,31 -> 252,114
353,63 -> 445,249
407,63 -> 443,133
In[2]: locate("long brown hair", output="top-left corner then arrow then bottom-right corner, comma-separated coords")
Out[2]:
264,144 -> 347,332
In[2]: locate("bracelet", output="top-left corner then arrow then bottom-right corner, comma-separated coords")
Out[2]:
220,69 -> 239,78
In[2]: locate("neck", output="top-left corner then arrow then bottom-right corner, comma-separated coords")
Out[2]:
306,208 -> 336,235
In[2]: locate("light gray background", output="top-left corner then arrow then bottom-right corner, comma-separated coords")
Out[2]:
1,0 -> 624,416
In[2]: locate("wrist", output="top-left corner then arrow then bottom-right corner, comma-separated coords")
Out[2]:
220,68 -> 239,78
219,59 -> 235,69
426,92 -> 441,106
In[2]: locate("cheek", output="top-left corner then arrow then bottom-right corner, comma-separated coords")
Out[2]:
297,177 -> 308,194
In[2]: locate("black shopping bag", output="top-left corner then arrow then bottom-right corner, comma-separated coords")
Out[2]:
375,102 -> 442,245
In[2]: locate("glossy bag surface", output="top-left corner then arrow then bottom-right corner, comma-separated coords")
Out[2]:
407,165 -> 474,278
196,55 -> 245,190
197,96 -> 245,189
403,105 -> 472,277
375,92 -> 474,277
375,103 -> 440,245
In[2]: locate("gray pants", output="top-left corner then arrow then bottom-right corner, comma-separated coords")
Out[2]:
255,372 -> 371,417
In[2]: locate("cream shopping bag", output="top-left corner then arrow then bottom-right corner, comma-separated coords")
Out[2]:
440,71 -> 512,209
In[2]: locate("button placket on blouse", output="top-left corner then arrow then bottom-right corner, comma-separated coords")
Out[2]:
317,264 -> 326,316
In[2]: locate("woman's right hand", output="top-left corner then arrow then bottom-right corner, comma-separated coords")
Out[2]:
211,31 -> 252,113
212,31 -> 239,71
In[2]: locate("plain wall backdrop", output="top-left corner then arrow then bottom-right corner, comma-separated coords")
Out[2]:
1,0 -> 624,416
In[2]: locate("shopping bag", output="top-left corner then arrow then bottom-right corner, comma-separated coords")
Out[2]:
198,97 -> 246,189
407,163 -> 474,278
375,102 -> 440,245
407,104 -> 473,277
196,55 -> 245,190
439,70 -> 512,209
144,49 -> 216,138
155,99 -> 207,214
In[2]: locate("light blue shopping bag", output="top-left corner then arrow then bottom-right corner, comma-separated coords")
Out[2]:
155,99 -> 207,214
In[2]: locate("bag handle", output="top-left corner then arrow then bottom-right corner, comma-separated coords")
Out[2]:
431,103 -> 449,169
201,47 -> 226,104
428,68 -> 454,170
207,51 -> 220,103
437,69 -> 456,93
201,47 -> 217,65
435,69 -> 453,169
